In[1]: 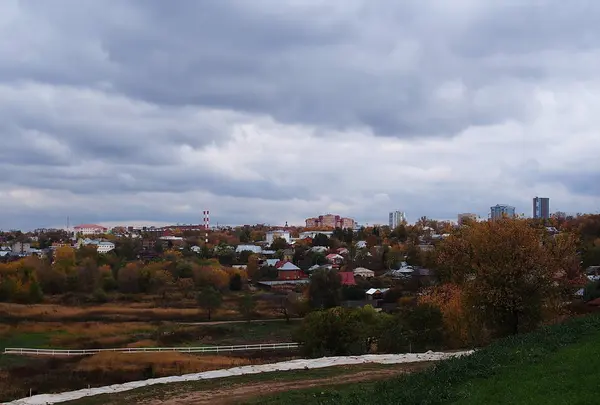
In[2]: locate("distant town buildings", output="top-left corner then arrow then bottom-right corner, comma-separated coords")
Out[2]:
533,197 -> 550,219
388,211 -> 406,228
73,224 -> 108,236
266,229 -> 292,245
457,213 -> 478,225
490,204 -> 516,220
305,214 -> 355,229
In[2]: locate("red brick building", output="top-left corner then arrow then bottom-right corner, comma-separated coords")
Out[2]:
276,261 -> 306,280
305,214 -> 355,229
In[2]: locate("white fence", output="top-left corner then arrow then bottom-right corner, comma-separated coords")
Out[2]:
3,342 -> 299,356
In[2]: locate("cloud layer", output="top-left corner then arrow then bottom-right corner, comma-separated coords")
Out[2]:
1,0 -> 599,229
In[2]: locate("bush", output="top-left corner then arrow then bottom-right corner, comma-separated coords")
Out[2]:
92,288 -> 109,303
341,285 -> 365,301
294,306 -> 381,357
583,280 -> 600,302
378,304 -> 444,353
229,273 -> 243,291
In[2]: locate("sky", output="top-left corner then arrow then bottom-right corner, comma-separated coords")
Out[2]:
1,0 -> 600,230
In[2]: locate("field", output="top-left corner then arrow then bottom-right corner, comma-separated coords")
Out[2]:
0,294 -> 299,402
246,314 -> 600,404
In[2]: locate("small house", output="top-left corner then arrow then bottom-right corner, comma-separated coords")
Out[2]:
276,261 -> 306,280
353,267 -> 375,278
366,288 -> 389,300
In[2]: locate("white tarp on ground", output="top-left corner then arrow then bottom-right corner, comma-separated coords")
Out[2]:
7,350 -> 474,405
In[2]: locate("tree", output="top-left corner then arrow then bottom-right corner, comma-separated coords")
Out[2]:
177,277 -> 195,299
270,237 -> 288,251
312,233 -> 330,248
308,268 -> 342,309
437,218 -> 579,337
117,262 -> 142,294
378,304 -> 444,353
237,250 -> 253,264
197,286 -> 222,320
229,273 -> 243,291
246,254 -> 260,280
294,306 -> 381,357
238,293 -> 256,321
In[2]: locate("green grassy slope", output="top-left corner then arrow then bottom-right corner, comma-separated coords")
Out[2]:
249,314 -> 600,405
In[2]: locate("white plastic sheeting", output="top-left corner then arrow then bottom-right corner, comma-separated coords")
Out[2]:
7,350 -> 474,405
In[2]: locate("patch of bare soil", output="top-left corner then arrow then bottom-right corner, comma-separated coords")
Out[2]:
146,362 -> 432,405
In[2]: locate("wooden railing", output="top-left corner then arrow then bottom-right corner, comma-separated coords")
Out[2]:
3,342 -> 299,356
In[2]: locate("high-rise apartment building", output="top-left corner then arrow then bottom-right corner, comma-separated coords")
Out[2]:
533,197 -> 550,219
305,214 -> 355,229
388,211 -> 406,228
490,204 -> 516,220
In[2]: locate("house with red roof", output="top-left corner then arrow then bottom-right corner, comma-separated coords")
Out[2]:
338,272 -> 356,286
326,253 -> 344,267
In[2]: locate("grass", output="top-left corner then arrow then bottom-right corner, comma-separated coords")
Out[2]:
248,314 -> 600,404
74,352 -> 254,375
451,332 -> 600,404
63,363 -> 405,405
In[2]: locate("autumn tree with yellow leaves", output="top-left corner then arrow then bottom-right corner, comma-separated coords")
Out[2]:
436,217 -> 580,338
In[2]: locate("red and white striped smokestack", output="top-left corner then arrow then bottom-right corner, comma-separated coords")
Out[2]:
203,210 -> 210,243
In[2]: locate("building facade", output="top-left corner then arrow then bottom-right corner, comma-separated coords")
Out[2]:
266,230 -> 292,245
533,197 -> 550,219
388,211 -> 407,228
490,204 -> 516,220
305,214 -> 355,229
73,224 -> 108,236
457,213 -> 478,225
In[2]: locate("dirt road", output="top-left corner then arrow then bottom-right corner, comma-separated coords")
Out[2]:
146,362 -> 431,405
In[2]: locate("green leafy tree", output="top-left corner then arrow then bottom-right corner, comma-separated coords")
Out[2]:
312,233 -> 330,247
270,237 -> 289,251
294,306 -> 381,357
308,268 -> 342,309
197,286 -> 223,321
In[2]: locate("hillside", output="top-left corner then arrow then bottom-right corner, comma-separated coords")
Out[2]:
248,314 -> 600,404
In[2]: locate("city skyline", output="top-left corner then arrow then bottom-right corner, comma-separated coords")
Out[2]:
1,2 -> 599,230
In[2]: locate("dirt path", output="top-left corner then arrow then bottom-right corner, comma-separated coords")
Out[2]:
147,362 -> 431,405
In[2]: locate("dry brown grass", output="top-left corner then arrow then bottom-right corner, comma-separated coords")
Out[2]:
75,352 -> 253,376
126,339 -> 157,348
0,302 -> 243,322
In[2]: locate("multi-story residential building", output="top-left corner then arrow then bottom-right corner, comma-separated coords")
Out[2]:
73,224 -> 108,236
533,197 -> 550,219
389,211 -> 406,228
11,242 -> 31,256
457,213 -> 478,225
305,214 -> 355,229
490,204 -> 516,220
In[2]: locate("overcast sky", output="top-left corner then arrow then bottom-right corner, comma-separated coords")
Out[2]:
1,0 -> 599,230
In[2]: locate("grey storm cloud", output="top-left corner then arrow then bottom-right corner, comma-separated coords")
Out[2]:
1,0 -> 600,229
6,1 -> 598,136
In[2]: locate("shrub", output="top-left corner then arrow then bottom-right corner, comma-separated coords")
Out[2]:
294,306 -> 381,357
229,273 -> 243,291
92,288 -> 109,303
583,280 -> 600,302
